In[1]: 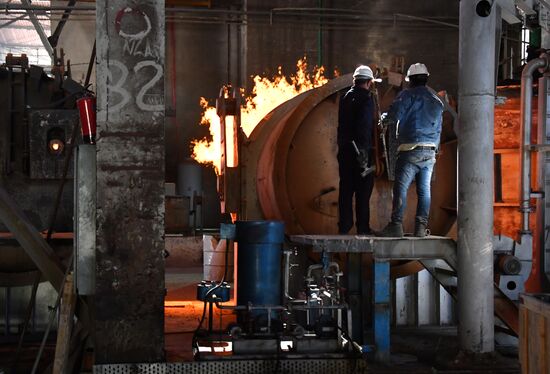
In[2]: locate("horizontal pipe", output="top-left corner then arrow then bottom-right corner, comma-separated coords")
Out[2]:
394,13 -> 458,28
290,304 -> 348,310
215,303 -> 247,310
0,3 -> 457,26
215,302 -> 348,311
0,16 -> 457,30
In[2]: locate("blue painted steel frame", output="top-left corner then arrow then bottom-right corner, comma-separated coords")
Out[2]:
373,260 -> 390,362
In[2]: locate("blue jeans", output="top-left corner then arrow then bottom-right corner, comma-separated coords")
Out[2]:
391,149 -> 436,225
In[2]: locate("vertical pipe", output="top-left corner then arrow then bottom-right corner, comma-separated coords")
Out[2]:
520,60 -> 548,292
347,253 -> 363,343
5,287 -> 10,335
239,0 -> 247,91
227,22 -> 231,85
538,75 -> 550,285
520,58 -> 548,233
169,20 -> 181,164
457,0 -> 495,353
318,0 -> 323,67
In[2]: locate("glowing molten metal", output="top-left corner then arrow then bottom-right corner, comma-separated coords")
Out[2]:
191,58 -> 329,174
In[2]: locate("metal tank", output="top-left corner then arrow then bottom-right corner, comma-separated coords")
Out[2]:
235,220 -> 285,312
241,74 -> 458,277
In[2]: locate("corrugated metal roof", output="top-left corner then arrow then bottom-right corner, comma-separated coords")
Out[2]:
0,1 -> 51,66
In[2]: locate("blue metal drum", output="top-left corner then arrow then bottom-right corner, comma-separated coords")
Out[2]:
236,221 -> 285,310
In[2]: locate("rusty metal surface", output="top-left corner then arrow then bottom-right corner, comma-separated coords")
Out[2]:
0,178 -> 75,233
247,74 -> 457,237
95,0 -> 165,363
0,185 -> 64,291
28,110 -> 79,179
241,75 -> 457,280
494,86 -> 538,244
165,196 -> 190,233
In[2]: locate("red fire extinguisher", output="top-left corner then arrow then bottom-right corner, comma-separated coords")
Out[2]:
76,96 -> 96,144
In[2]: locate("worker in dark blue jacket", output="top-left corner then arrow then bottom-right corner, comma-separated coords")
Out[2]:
337,65 -> 376,235
378,63 -> 444,237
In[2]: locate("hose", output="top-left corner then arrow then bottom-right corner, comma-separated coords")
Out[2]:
192,237 -> 231,357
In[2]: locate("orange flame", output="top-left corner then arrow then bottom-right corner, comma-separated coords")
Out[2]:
191,58 -> 329,174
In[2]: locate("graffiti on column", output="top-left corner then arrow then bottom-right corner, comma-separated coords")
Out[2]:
107,6 -> 164,113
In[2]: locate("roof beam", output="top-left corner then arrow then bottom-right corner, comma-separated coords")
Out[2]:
20,0 -> 54,60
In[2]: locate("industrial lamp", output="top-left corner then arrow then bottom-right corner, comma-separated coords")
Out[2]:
216,86 -> 239,169
216,86 -> 241,215
47,127 -> 65,156
48,138 -> 65,155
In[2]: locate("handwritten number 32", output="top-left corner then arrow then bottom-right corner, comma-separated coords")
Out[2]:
107,59 -> 164,112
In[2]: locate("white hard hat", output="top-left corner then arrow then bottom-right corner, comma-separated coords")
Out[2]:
405,63 -> 429,81
353,65 -> 374,80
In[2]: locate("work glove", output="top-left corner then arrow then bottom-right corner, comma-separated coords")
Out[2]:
357,149 -> 369,169
357,149 -> 375,177
379,112 -> 391,130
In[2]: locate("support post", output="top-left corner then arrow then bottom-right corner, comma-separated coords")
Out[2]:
52,273 -> 76,374
540,0 -> 550,50
74,144 -> 96,295
457,0 -> 495,353
95,0 -> 165,363
346,253 -> 363,343
373,259 -> 390,363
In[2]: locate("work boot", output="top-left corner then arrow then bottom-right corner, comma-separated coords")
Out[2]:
377,222 -> 403,237
414,222 -> 428,238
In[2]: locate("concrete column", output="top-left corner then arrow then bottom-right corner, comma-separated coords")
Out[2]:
457,0 -> 495,353
541,3 -> 550,50
95,0 -> 165,364
542,31 -> 550,50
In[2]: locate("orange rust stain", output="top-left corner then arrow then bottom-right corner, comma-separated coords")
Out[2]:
494,85 -> 541,292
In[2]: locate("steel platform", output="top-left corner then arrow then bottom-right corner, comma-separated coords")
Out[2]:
290,234 -> 457,362
290,234 -> 456,261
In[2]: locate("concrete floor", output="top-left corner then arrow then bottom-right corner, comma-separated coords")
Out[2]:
164,266 -> 521,373
0,267 -> 521,373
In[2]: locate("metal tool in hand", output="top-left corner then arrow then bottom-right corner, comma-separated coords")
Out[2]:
378,116 -> 391,175
351,140 -> 375,177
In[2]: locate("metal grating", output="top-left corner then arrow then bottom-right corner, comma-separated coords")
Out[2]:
94,359 -> 365,374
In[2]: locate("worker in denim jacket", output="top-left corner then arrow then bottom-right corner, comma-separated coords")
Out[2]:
378,63 -> 444,237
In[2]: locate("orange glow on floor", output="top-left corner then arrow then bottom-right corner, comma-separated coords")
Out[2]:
164,300 -> 236,334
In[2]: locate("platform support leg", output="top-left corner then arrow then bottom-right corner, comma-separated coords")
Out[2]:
347,253 -> 363,343
374,259 -> 390,362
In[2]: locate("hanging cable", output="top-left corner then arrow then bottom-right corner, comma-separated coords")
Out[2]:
192,223 -> 234,357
